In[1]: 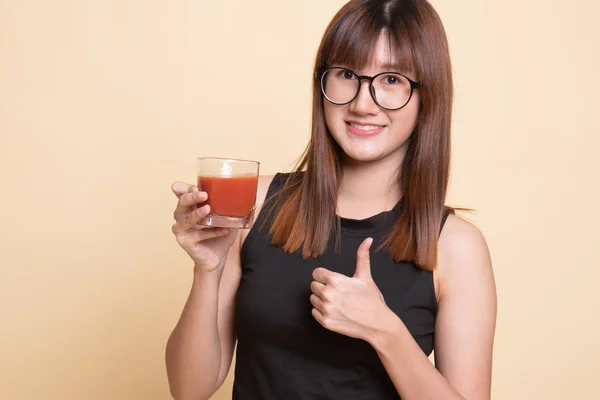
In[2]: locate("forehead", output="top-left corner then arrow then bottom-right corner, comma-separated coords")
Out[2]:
326,30 -> 415,76
362,35 -> 401,72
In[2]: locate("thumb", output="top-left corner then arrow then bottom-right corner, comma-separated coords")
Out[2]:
354,237 -> 373,280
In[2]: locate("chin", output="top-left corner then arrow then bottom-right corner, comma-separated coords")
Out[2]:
337,137 -> 410,165
341,147 -> 387,163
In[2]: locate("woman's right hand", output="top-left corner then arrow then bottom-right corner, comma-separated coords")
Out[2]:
171,181 -> 238,273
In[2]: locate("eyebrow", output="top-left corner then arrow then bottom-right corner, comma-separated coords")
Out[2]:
375,62 -> 414,72
376,62 -> 401,70
332,62 -> 415,77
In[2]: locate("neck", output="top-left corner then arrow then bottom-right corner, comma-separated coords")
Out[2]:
337,151 -> 405,219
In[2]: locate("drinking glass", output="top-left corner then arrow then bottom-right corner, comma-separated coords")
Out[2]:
197,157 -> 260,229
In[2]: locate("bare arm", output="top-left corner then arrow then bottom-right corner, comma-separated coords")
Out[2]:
165,176 -> 274,400
369,214 -> 497,399
433,215 -> 497,398
165,238 -> 242,400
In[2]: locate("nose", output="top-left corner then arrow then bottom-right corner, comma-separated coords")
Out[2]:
348,81 -> 379,115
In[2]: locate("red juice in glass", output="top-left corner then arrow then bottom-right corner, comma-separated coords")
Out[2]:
197,175 -> 259,217
197,158 -> 259,229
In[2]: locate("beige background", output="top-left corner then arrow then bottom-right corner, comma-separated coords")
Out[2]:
1,0 -> 598,399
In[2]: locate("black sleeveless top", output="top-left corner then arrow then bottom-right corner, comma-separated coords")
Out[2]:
233,173 -> 446,399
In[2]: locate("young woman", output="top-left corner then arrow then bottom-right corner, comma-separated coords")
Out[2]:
166,0 -> 497,399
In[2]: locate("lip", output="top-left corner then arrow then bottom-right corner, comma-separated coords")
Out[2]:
345,120 -> 386,136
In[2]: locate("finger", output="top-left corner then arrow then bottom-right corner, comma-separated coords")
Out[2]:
310,280 -> 326,298
171,181 -> 195,198
311,308 -> 326,327
176,226 -> 231,247
309,293 -> 324,311
178,190 -> 208,208
312,267 -> 345,285
354,237 -> 373,280
173,191 -> 208,221
172,204 -> 211,234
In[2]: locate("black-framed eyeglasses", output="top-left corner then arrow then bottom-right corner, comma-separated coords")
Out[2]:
318,67 -> 421,111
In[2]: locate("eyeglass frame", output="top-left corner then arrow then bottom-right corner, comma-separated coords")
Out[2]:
316,67 -> 421,111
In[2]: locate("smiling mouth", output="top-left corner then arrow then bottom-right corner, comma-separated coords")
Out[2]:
345,121 -> 386,135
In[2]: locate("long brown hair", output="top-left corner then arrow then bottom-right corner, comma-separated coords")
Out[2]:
266,0 -> 454,271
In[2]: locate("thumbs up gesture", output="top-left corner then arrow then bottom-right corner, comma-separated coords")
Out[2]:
310,238 -> 391,342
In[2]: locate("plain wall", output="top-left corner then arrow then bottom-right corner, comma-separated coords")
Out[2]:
1,0 -> 598,399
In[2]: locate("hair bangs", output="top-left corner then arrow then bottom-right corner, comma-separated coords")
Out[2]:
384,27 -> 418,78
321,9 -> 417,77
323,14 -> 380,71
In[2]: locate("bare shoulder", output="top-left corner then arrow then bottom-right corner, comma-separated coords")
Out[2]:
438,213 -> 490,262
435,213 -> 496,302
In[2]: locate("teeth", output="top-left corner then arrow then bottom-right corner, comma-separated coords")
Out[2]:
349,122 -> 383,130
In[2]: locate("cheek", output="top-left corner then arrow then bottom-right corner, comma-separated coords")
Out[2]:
390,100 -> 420,135
323,103 -> 344,134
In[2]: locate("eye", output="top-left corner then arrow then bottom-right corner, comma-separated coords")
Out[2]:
383,75 -> 400,84
337,69 -> 356,80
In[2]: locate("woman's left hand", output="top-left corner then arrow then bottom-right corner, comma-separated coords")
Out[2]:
310,237 -> 393,342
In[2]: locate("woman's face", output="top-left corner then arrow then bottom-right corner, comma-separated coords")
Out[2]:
323,36 -> 420,165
